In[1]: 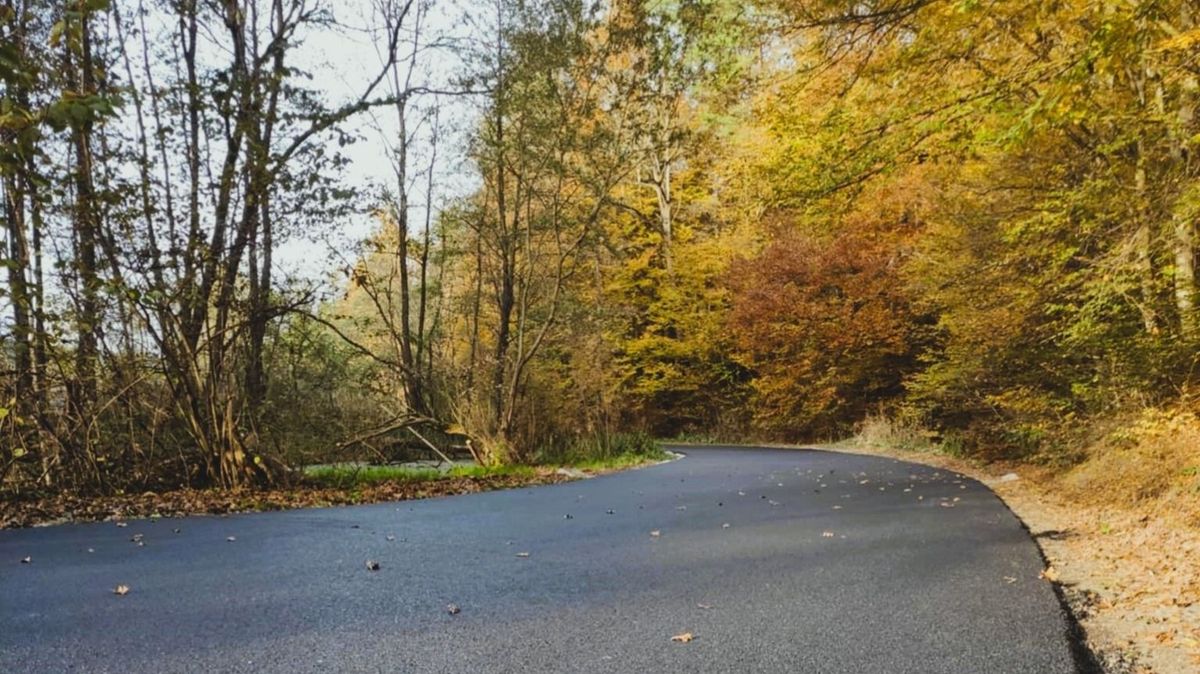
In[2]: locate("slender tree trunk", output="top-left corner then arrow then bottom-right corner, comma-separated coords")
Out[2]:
1173,6 -> 1199,338
245,0 -> 287,413
653,160 -> 673,276
492,244 -> 515,434
26,166 -> 48,399
3,179 -> 33,401
66,11 -> 102,412
466,224 -> 483,395
489,2 -> 514,436
1175,216 -> 1197,336
416,108 -> 439,373
1134,139 -> 1159,334
395,98 -> 421,413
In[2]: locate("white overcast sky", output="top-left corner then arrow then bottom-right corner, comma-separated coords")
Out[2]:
273,0 -> 484,286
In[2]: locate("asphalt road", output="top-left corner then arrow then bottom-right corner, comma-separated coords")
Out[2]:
1,446 -> 1082,673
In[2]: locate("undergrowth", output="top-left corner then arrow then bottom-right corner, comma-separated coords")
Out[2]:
845,406 -> 1200,525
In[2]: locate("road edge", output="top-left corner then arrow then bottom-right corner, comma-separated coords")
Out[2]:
664,441 -> 1117,674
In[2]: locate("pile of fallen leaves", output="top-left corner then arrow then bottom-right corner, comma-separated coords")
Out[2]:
0,471 -> 573,529
997,487 -> 1200,674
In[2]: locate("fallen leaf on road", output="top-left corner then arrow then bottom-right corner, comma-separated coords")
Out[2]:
113,585 -> 130,596
366,560 -> 381,571
446,603 -> 461,615
671,632 -> 694,643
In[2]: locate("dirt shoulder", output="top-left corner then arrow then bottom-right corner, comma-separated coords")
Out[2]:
823,442 -> 1200,674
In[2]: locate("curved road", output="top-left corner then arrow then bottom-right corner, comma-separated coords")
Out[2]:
2,446 -> 1081,673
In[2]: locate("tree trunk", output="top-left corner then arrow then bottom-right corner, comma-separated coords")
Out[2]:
1173,6 -> 1199,338
1134,140 -> 1159,335
3,178 -> 33,401
66,10 -> 102,412
653,161 -> 673,276
1174,215 -> 1197,337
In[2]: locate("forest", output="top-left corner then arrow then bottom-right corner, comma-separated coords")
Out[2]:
2,0 -> 1198,499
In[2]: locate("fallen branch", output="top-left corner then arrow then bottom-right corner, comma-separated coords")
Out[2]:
407,425 -> 455,467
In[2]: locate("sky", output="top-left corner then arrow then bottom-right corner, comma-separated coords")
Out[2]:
269,0 -> 485,287
0,0 -> 487,329
0,0 -> 487,335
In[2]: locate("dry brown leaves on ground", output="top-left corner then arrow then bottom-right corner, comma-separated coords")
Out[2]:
999,487 -> 1200,674
0,472 -> 573,529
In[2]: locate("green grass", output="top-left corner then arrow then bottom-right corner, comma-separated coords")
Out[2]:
303,432 -> 668,489
447,464 -> 537,479
303,463 -> 535,488
558,450 -> 668,472
539,431 -> 668,466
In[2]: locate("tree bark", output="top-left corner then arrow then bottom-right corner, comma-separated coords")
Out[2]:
1173,5 -> 1199,338
65,9 -> 102,412
2,178 -> 33,400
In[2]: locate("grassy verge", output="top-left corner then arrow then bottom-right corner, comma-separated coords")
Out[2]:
557,450 -> 668,472
303,443 -> 668,490
534,430 -> 668,469
302,463 -> 537,489
2,434 -> 674,529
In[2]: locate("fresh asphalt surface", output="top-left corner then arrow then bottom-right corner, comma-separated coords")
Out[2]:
2,446 -> 1080,673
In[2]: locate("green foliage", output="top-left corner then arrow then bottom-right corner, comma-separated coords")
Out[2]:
8,0 -> 1200,500
302,463 -> 536,489
259,315 -> 384,467
534,431 -> 666,467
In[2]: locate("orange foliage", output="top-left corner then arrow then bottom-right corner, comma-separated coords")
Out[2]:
727,174 -> 935,438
